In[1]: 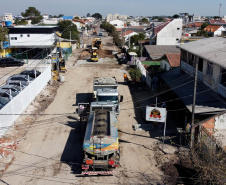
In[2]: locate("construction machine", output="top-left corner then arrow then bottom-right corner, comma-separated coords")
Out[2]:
92,38 -> 102,49
91,48 -> 98,62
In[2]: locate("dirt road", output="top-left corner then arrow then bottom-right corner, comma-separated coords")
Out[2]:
1,49 -> 163,185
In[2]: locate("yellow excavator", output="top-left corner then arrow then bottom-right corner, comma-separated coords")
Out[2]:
92,38 -> 102,49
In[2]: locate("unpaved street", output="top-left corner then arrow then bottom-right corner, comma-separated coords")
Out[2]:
1,47 -> 163,185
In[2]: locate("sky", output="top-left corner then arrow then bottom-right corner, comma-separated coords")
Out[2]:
1,0 -> 226,17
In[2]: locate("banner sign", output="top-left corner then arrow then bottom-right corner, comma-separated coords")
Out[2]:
146,106 -> 166,122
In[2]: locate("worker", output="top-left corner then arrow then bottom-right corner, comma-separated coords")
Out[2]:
124,73 -> 128,82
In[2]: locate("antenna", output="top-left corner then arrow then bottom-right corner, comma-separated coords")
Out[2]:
219,3 -> 222,17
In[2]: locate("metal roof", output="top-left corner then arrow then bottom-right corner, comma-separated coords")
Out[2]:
178,37 -> 226,68
144,45 -> 180,60
160,67 -> 226,114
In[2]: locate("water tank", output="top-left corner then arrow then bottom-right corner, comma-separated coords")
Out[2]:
5,21 -> 12,26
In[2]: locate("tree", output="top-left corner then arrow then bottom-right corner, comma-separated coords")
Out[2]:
21,7 -> 43,24
141,18 -> 149,24
92,13 -> 102,20
14,18 -> 28,25
58,14 -> 64,18
129,67 -> 142,81
173,14 -> 179,18
0,27 -> 8,50
87,13 -> 91,17
130,33 -> 146,45
201,22 -> 209,30
100,22 -> 116,34
57,20 -> 79,40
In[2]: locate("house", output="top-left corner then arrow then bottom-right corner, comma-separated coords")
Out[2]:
204,25 -> 226,37
144,45 -> 180,60
161,53 -> 181,71
106,14 -> 127,22
209,19 -> 226,25
159,37 -> 226,128
150,19 -> 182,45
109,20 -> 125,28
7,25 -> 60,58
72,19 -> 86,30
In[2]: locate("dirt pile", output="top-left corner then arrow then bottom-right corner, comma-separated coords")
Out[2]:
98,50 -> 114,58
78,51 -> 91,60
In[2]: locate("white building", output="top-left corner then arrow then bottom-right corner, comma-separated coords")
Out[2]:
3,13 -> 13,21
107,14 -> 127,22
192,14 -> 201,22
109,20 -> 125,28
8,26 -> 59,48
43,14 -> 49,20
150,19 -> 182,45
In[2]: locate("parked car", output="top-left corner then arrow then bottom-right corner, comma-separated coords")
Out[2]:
0,96 -> 10,106
0,85 -> 21,94
0,89 -> 18,99
7,81 -> 28,89
6,74 -> 34,84
0,57 -> 24,67
20,69 -> 41,78
0,96 -> 11,110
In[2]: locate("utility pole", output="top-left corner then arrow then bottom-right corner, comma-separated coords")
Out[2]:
190,59 -> 198,148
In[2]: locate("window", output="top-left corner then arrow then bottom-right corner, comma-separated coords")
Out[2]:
177,28 -> 180,30
20,34 -> 23,37
206,62 -> 213,76
11,37 -> 17,40
220,68 -> 226,87
198,58 -> 203,72
176,38 -> 179,41
27,34 -> 30,37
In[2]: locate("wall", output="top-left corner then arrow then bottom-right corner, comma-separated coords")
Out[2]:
157,19 -> 182,45
9,33 -> 55,47
161,59 -> 171,71
135,58 -> 152,88
0,65 -> 51,137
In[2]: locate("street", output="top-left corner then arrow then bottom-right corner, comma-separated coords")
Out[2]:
1,35 -> 164,185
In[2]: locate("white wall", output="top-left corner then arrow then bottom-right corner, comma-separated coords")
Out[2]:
110,20 -> 125,28
214,26 -> 226,36
9,33 -> 55,47
157,19 -> 182,45
0,65 -> 51,137
161,59 -> 171,71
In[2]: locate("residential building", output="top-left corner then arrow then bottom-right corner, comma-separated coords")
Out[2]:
144,45 -> 180,60
209,19 -> 226,25
161,53 -> 181,71
72,19 -> 86,30
3,13 -> 13,21
7,26 -> 59,58
192,14 -> 201,22
150,19 -> 182,45
204,25 -> 226,37
109,20 -> 125,29
43,14 -> 49,20
159,37 -> 226,125
106,14 -> 127,22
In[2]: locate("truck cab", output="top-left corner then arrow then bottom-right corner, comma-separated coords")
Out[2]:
96,88 -> 123,115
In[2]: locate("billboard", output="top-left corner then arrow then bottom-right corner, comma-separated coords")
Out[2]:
146,106 -> 166,122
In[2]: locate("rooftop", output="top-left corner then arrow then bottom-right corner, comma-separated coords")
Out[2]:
165,53 -> 181,67
144,45 -> 180,60
178,37 -> 226,68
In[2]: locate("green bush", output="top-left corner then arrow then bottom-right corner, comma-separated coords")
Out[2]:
129,67 -> 142,81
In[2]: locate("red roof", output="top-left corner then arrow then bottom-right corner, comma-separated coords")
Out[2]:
166,53 -> 181,67
209,19 -> 226,24
153,21 -> 171,36
204,25 -> 221,32
116,28 -> 122,32
122,30 -> 133,36
73,19 -> 86,24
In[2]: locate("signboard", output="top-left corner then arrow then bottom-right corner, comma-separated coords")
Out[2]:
146,106 -> 166,122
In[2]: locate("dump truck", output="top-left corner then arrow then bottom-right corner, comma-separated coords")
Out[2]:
79,102 -> 120,175
93,77 -> 123,115
92,38 -> 102,49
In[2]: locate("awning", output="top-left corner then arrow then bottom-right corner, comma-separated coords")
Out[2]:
160,68 -> 226,114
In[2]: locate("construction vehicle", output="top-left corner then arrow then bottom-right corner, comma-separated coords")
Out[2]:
91,47 -> 98,62
92,38 -> 102,49
93,77 -> 123,115
79,102 -> 120,175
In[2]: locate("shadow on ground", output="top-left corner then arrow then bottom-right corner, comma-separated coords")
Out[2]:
60,116 -> 87,175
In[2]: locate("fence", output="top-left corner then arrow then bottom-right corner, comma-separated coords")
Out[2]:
134,58 -> 152,88
0,65 -> 51,137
